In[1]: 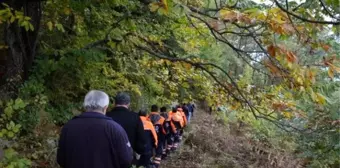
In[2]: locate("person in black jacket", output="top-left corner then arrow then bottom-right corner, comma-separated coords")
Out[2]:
57,90 -> 133,168
160,106 -> 171,159
106,92 -> 146,160
182,103 -> 189,122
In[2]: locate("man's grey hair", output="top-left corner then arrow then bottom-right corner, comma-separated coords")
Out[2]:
115,92 -> 131,105
83,90 -> 109,111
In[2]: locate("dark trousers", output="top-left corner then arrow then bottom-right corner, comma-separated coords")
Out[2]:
155,140 -> 163,157
138,153 -> 153,168
166,133 -> 174,152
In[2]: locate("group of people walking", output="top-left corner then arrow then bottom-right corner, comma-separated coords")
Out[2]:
57,90 -> 195,168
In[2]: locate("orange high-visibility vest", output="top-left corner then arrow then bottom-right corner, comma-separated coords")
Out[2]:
148,112 -> 166,134
180,111 -> 187,126
171,111 -> 184,128
140,116 -> 158,147
168,111 -> 173,119
177,108 -> 187,127
166,111 -> 176,133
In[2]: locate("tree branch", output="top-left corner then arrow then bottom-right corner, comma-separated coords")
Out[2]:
274,0 -> 340,25
319,0 -> 340,20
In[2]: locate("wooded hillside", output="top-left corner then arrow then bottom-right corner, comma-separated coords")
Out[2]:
0,0 -> 339,167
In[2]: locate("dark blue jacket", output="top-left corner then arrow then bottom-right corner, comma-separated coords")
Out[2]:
57,112 -> 133,168
188,104 -> 194,113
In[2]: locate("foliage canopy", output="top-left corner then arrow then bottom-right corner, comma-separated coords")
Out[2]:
0,0 -> 339,167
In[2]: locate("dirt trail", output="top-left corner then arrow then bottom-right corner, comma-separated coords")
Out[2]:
160,109 -> 302,168
160,108 -> 229,168
160,109 -> 204,168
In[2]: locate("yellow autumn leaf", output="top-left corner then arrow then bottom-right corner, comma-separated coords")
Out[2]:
310,89 -> 317,102
257,13 -> 266,20
283,111 -> 293,119
296,76 -> 303,86
329,64 -> 340,73
284,92 -> 293,99
328,68 -> 334,79
230,102 -> 241,110
182,63 -> 192,70
316,93 -> 326,105
160,0 -> 168,12
47,21 -> 53,31
286,101 -> 296,107
219,9 -> 231,17
64,8 -> 71,15
287,61 -> 293,69
220,9 -> 238,21
149,2 -> 160,12
306,68 -> 315,84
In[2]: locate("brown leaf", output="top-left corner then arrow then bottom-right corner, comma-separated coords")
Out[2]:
286,51 -> 297,63
321,44 -> 330,52
220,10 -> 239,22
267,45 -> 276,57
283,23 -> 295,34
182,63 -> 192,70
306,69 -> 315,84
323,55 -> 336,66
329,64 -> 340,73
239,15 -> 252,24
264,59 -> 282,76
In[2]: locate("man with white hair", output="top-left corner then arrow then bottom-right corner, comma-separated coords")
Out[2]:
57,90 -> 133,168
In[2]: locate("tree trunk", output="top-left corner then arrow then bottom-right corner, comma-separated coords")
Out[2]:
0,0 -> 41,98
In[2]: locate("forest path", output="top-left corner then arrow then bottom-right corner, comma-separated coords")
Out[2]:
160,108 -> 220,168
160,108 -> 303,168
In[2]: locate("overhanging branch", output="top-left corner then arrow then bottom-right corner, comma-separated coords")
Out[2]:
274,0 -> 340,25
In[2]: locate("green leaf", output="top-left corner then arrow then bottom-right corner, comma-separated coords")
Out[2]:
13,124 -> 21,133
10,121 -> 15,127
13,98 -> 25,110
16,98 -> 26,108
10,15 -> 15,23
55,23 -> 65,32
6,164 -> 15,168
107,41 -> 116,48
1,3 -> 10,8
17,162 -> 25,168
4,148 -> 17,159
29,23 -> 34,31
7,131 -> 14,138
0,130 -> 4,137
244,8 -> 260,14
4,106 -> 13,118
24,25 -> 29,31
47,21 -> 53,31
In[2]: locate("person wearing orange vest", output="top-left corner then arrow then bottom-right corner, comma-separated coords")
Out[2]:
148,105 -> 166,168
138,109 -> 157,168
176,106 -> 187,126
160,106 -> 176,159
169,106 -> 183,151
177,105 -> 187,141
